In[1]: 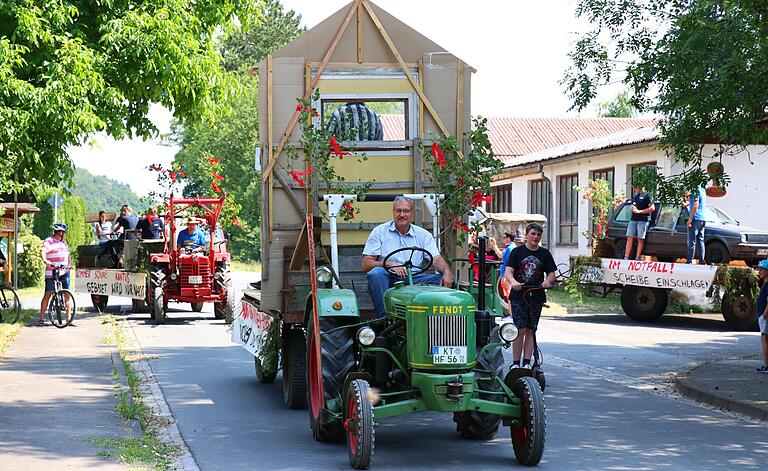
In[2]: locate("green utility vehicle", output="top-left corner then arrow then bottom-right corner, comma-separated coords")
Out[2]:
305,194 -> 546,469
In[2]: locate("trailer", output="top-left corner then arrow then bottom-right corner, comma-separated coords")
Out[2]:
231,0 -> 475,403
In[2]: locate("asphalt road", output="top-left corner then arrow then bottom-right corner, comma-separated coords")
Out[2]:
115,276 -> 767,470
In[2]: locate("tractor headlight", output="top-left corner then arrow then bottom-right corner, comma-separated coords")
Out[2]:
499,322 -> 519,343
357,327 -> 376,346
315,266 -> 332,284
170,273 -> 177,280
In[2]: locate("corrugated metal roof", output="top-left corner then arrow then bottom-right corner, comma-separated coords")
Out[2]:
504,125 -> 661,169
380,114 -> 405,140
487,117 -> 656,160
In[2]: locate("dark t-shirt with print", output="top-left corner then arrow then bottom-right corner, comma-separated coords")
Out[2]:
115,215 -> 139,240
630,192 -> 654,222
507,245 -> 556,304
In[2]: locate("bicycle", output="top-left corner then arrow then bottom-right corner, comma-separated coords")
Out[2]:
46,266 -> 77,328
0,282 -> 21,324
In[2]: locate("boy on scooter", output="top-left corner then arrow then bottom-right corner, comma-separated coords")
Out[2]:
503,223 -> 556,369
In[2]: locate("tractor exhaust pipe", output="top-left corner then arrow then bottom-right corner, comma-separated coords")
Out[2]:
475,236 -> 491,346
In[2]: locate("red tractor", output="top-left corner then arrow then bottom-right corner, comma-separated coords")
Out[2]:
148,194 -> 234,324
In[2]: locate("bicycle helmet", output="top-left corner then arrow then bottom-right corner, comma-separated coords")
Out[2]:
53,223 -> 68,232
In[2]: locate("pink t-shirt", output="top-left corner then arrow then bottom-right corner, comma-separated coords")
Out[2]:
43,236 -> 70,279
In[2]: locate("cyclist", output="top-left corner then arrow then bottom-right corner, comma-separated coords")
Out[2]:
39,223 -> 71,326
503,223 -> 556,369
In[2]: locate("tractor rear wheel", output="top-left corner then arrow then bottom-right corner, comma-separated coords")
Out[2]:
307,317 -> 355,442
722,294 -> 758,331
621,285 -> 668,322
454,331 -> 505,439
150,264 -> 166,324
282,328 -> 307,409
214,263 -> 233,321
346,379 -> 375,470
91,294 -> 108,312
191,302 -> 204,312
511,376 -> 546,466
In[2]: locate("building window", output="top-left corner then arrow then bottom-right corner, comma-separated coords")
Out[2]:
558,174 -> 578,245
491,184 -> 512,213
628,162 -> 657,195
591,167 -> 615,194
528,179 -> 549,245
321,98 -> 409,141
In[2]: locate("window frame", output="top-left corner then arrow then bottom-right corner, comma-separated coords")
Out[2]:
314,93 -> 417,155
558,174 -> 579,246
528,179 -> 550,246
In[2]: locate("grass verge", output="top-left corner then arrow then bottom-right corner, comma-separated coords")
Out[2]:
0,308 -> 37,357
98,315 -> 178,470
230,260 -> 261,273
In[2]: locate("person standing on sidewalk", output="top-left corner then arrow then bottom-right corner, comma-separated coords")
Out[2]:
756,260 -> 768,373
686,188 -> 707,264
625,184 -> 655,260
39,223 -> 70,326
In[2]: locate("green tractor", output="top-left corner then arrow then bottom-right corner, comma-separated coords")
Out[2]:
305,194 -> 546,469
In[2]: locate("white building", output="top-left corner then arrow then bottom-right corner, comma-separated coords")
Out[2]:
489,123 -> 768,266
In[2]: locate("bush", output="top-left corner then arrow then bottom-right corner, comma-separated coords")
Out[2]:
15,226 -> 44,288
33,190 -> 90,263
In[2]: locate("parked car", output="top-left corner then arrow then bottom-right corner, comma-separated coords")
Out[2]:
604,202 -> 768,265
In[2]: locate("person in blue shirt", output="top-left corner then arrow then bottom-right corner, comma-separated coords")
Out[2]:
756,260 -> 768,373
685,188 -> 707,264
177,217 -> 207,252
498,231 -> 515,278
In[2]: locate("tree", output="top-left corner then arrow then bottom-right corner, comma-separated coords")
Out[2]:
0,0 -> 261,195
596,91 -> 637,118
33,189 -> 90,258
170,0 -> 303,261
70,167 -> 142,214
563,0 -> 768,190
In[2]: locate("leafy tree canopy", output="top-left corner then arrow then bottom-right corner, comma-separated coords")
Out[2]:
563,0 -> 768,190
0,0 -> 261,194
597,90 -> 637,118
169,0 -> 303,261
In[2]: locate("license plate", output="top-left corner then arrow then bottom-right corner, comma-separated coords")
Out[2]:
432,346 -> 467,364
758,249 -> 768,256
188,275 -> 202,284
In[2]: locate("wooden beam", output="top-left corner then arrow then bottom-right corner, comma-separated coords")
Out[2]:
412,138 -> 424,225
418,59 -> 425,138
309,61 -> 419,68
262,0 -> 363,183
361,0 -> 457,150
456,60 -> 464,141
357,3 -> 364,64
267,54 -> 274,242
272,168 -> 306,218
305,60 -> 313,215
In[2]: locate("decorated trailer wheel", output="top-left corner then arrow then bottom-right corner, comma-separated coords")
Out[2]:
91,294 -> 108,312
721,294 -> 758,331
282,328 -> 308,409
620,285 -> 668,322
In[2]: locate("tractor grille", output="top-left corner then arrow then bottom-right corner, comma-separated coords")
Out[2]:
180,258 -> 212,294
428,315 -> 467,348
394,303 -> 407,316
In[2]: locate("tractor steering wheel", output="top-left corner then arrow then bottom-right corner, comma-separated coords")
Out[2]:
381,247 -> 433,277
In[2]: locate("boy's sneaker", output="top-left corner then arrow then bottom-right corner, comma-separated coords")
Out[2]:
520,363 -> 532,370
756,365 -> 768,374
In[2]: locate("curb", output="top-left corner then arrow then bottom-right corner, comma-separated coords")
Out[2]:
109,349 -> 143,437
673,367 -> 768,422
123,319 -> 200,471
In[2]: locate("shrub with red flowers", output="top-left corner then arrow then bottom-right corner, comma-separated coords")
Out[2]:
284,89 -> 371,221
420,116 -> 502,245
574,178 -> 625,251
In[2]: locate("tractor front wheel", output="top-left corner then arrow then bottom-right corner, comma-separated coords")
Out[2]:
346,379 -> 375,470
454,331 -> 505,439
191,302 -> 204,312
282,328 -> 308,409
214,263 -> 233,321
307,317 -> 355,442
511,376 -> 546,466
150,264 -> 166,324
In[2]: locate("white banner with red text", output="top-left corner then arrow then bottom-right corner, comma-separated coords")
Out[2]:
231,299 -> 276,356
600,258 -> 718,290
74,268 -> 147,300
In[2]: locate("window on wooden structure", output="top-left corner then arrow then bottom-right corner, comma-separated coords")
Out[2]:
491,184 -> 512,213
590,167 -> 615,234
558,174 -> 578,245
321,99 -> 408,142
528,179 -> 550,245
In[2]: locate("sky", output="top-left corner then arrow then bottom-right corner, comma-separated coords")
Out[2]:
69,0 -> 606,199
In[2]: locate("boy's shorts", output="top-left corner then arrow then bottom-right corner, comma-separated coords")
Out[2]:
44,273 -> 70,293
511,301 -> 543,331
759,314 -> 767,335
626,220 -> 649,239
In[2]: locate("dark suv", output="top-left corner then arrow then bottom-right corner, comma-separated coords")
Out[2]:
604,202 -> 768,265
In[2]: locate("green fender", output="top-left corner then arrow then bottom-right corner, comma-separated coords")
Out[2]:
303,288 -> 361,326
